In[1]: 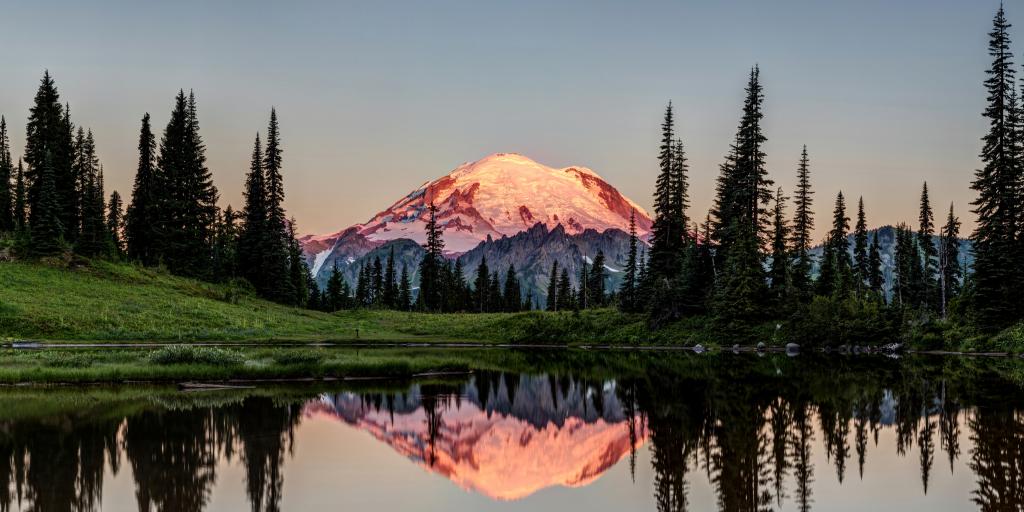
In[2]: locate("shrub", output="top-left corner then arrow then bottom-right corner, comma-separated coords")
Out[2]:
149,345 -> 244,366
40,352 -> 92,368
271,349 -> 325,366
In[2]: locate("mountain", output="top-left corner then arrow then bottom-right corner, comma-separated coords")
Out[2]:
301,153 -> 652,293
808,225 -> 973,299
304,375 -> 644,501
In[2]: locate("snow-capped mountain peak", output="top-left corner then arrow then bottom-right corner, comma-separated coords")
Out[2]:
308,153 -> 653,255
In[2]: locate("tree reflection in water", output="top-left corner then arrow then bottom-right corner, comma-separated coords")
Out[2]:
0,354 -> 1023,511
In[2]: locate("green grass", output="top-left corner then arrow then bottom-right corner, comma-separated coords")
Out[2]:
0,259 -> 717,344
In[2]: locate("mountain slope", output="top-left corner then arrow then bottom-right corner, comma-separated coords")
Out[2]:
301,153 -> 652,281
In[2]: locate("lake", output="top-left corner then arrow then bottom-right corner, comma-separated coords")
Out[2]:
1,350 -> 1022,511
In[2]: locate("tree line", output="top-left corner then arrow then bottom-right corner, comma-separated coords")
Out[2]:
0,72 -> 314,307
614,63 -> 971,340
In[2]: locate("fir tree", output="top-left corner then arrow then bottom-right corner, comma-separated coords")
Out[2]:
768,188 -> 791,301
29,152 -> 63,256
587,250 -> 607,307
578,256 -> 590,309
791,146 -> 815,296
0,116 -> 13,231
157,91 -> 218,278
261,108 -> 293,303
238,133 -> 268,291
557,267 -> 573,311
868,231 -> 884,295
125,113 -> 161,265
710,66 -> 772,319
287,219 -> 309,307
107,190 -> 124,255
474,257 -> 490,313
326,263 -> 345,312
546,261 -> 560,311
24,72 -> 76,242
355,263 -> 369,306
211,205 -> 239,280
918,182 -> 938,311
417,202 -> 445,311
819,192 -> 852,297
398,265 -> 412,311
77,134 -> 107,257
487,271 -> 503,312
383,246 -> 398,309
939,203 -> 962,318
970,5 -> 1023,328
853,197 -> 869,292
619,209 -> 639,312
503,264 -> 522,312
371,256 -> 384,307
648,102 -> 684,281
13,160 -> 25,231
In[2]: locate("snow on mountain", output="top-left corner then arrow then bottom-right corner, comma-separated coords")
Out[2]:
304,153 -> 653,256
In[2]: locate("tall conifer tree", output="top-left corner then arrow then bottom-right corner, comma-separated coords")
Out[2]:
939,203 -> 962,318
0,116 -> 13,231
546,261 -> 560,311
126,113 -> 160,265
918,182 -> 938,311
970,5 -> 1022,328
768,188 -> 791,300
619,209 -> 639,312
853,197 -> 869,292
13,160 -> 26,231
790,146 -> 814,297
238,133 -> 268,291
261,108 -> 294,303
29,152 -> 63,256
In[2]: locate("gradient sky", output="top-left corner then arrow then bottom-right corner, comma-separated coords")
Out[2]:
0,0 -> 1005,238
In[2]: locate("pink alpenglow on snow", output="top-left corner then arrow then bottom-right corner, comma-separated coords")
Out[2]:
305,153 -> 653,257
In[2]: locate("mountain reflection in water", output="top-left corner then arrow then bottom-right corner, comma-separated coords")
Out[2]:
0,353 -> 1023,511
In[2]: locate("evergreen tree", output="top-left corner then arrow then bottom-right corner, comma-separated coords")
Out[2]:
918,182 -> 938,311
383,246 -> 398,309
970,5 -> 1023,328
868,231 -> 884,295
371,256 -> 384,307
474,257 -> 490,313
619,209 -> 639,312
588,250 -> 607,307
648,103 -> 686,282
77,133 -> 108,257
546,261 -> 560,311
417,202 -> 445,311
157,91 -> 218,278
260,109 -> 293,303
125,113 -> 161,265
487,271 -> 503,313
0,116 -> 13,231
24,72 -> 76,242
557,267 -> 573,311
710,66 -> 772,320
107,190 -> 124,255
238,133 -> 268,291
671,138 -> 690,242
790,146 -> 815,297
853,197 -> 869,292
398,265 -> 412,311
503,264 -> 522,312
29,152 -> 63,256
355,263 -> 369,306
768,188 -> 791,301
326,263 -> 345,312
13,160 -> 25,231
287,219 -> 309,307
939,203 -> 963,318
578,256 -> 590,309
819,192 -> 852,297
211,205 -> 239,280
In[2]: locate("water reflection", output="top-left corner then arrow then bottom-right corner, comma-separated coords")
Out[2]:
0,354 -> 1022,511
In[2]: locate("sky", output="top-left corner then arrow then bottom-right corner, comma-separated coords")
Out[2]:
0,0 -> 1006,239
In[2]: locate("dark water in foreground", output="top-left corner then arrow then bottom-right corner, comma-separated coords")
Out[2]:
2,352 -> 1024,511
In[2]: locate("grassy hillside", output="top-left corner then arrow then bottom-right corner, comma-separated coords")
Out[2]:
0,260 -> 714,344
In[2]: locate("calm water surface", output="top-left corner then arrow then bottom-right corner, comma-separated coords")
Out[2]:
2,351 -> 1023,511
